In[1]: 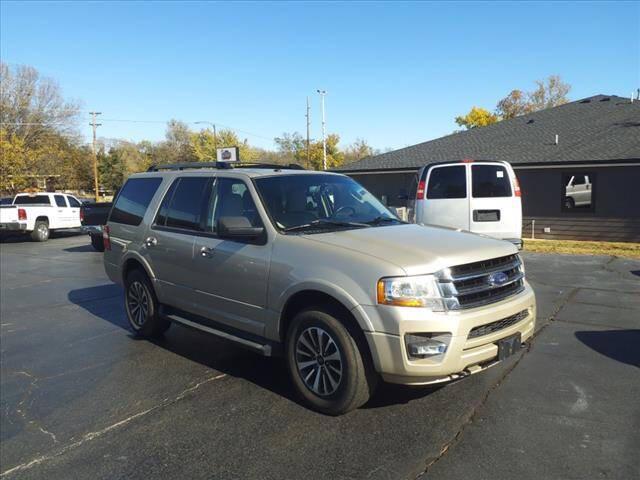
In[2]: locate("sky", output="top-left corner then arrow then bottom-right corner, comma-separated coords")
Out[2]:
1,1 -> 639,151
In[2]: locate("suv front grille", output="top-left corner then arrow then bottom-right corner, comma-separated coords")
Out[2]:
467,309 -> 529,339
437,254 -> 525,310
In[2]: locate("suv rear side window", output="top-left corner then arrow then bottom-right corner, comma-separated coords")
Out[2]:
472,165 -> 512,197
54,195 -> 68,207
426,166 -> 467,199
67,196 -> 81,208
110,178 -> 162,226
155,177 -> 210,231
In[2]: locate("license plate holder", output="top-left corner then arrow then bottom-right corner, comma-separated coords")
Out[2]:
497,333 -> 522,360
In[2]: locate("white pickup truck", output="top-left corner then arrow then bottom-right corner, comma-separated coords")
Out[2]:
0,192 -> 83,241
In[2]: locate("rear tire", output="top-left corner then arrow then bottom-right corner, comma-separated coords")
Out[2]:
124,269 -> 170,338
31,220 -> 49,242
90,234 -> 105,252
286,308 -> 377,415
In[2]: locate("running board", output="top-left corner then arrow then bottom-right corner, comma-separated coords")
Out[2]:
161,308 -> 277,356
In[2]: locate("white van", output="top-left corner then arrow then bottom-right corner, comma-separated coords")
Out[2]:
407,160 -> 523,248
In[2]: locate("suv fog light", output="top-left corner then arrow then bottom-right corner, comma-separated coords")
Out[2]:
405,333 -> 450,358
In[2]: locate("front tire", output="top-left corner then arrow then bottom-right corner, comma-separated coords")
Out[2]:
124,270 -> 170,337
31,220 -> 49,242
286,308 -> 377,415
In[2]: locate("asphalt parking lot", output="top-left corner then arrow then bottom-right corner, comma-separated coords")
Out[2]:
1,233 -> 638,479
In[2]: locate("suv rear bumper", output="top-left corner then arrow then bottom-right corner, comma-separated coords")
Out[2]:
362,284 -> 536,385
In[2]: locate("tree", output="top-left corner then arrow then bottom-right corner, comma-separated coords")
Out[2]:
274,132 -> 307,165
455,107 -> 499,130
0,62 -> 81,148
308,134 -> 344,170
344,138 -> 375,164
495,90 -> 530,119
496,75 -> 571,119
527,75 -> 571,111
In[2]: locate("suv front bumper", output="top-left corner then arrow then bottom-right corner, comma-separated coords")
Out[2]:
361,283 -> 536,385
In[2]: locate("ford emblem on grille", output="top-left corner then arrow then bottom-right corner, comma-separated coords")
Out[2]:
488,271 -> 509,286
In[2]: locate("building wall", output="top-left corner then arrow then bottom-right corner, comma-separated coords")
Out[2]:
349,171 -> 416,207
517,164 -> 640,242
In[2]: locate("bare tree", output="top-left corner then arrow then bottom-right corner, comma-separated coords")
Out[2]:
527,75 -> 571,111
495,75 -> 571,119
0,63 -> 81,147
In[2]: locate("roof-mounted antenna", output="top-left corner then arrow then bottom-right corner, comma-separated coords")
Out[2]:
554,134 -> 559,145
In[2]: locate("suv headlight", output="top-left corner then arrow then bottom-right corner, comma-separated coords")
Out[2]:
377,275 -> 445,311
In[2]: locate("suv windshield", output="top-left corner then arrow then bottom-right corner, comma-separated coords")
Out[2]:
254,174 -> 402,232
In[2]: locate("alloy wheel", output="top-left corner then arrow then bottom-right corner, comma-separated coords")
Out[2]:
127,281 -> 149,328
295,327 -> 343,396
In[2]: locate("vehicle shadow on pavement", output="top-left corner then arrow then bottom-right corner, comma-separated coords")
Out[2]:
68,284 -> 444,410
64,244 -> 97,253
575,330 -> 640,368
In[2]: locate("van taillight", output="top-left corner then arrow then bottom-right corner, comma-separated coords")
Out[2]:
18,208 -> 27,221
416,180 -> 426,199
103,225 -> 112,251
514,176 -> 522,197
79,208 -> 84,222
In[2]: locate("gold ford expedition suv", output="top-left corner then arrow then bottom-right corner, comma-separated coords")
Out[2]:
103,162 -> 536,415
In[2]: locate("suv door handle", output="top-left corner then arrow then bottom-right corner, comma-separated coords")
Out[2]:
144,237 -> 157,247
199,246 -> 215,258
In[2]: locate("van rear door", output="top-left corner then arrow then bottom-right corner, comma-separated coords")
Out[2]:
468,162 -> 521,241
420,164 -> 469,230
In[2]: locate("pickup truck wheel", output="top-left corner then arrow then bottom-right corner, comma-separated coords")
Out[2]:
125,270 -> 170,338
286,308 -> 376,415
31,220 -> 49,242
90,234 -> 105,252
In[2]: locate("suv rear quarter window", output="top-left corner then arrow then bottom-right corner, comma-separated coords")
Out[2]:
110,177 -> 163,226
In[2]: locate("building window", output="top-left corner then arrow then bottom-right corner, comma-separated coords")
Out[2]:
562,172 -> 595,212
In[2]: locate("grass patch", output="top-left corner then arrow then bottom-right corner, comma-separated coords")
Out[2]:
524,239 -> 640,259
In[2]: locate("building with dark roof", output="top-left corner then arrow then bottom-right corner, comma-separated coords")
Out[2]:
339,94 -> 640,242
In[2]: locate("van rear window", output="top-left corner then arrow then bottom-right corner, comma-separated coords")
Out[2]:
472,165 -> 512,198
426,166 -> 467,199
110,178 -> 162,226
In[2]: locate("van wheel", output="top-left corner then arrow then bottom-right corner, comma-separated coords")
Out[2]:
124,270 -> 170,338
31,220 -> 49,242
286,308 -> 377,415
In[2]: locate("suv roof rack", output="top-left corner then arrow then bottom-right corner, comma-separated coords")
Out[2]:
147,162 -> 305,172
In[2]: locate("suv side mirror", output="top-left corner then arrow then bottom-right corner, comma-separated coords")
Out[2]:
218,216 -> 264,239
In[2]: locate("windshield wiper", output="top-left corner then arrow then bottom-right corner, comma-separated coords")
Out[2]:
283,219 -> 370,233
365,216 -> 407,225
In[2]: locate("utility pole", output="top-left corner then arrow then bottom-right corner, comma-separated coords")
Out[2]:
317,89 -> 327,170
305,97 -> 311,168
89,112 -> 102,201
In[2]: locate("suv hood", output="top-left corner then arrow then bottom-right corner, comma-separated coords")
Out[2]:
305,224 -> 518,275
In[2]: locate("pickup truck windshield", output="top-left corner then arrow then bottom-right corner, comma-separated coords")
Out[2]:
254,174 -> 401,232
13,195 -> 51,205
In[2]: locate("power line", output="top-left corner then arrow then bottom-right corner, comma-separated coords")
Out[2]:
95,117 -> 274,141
